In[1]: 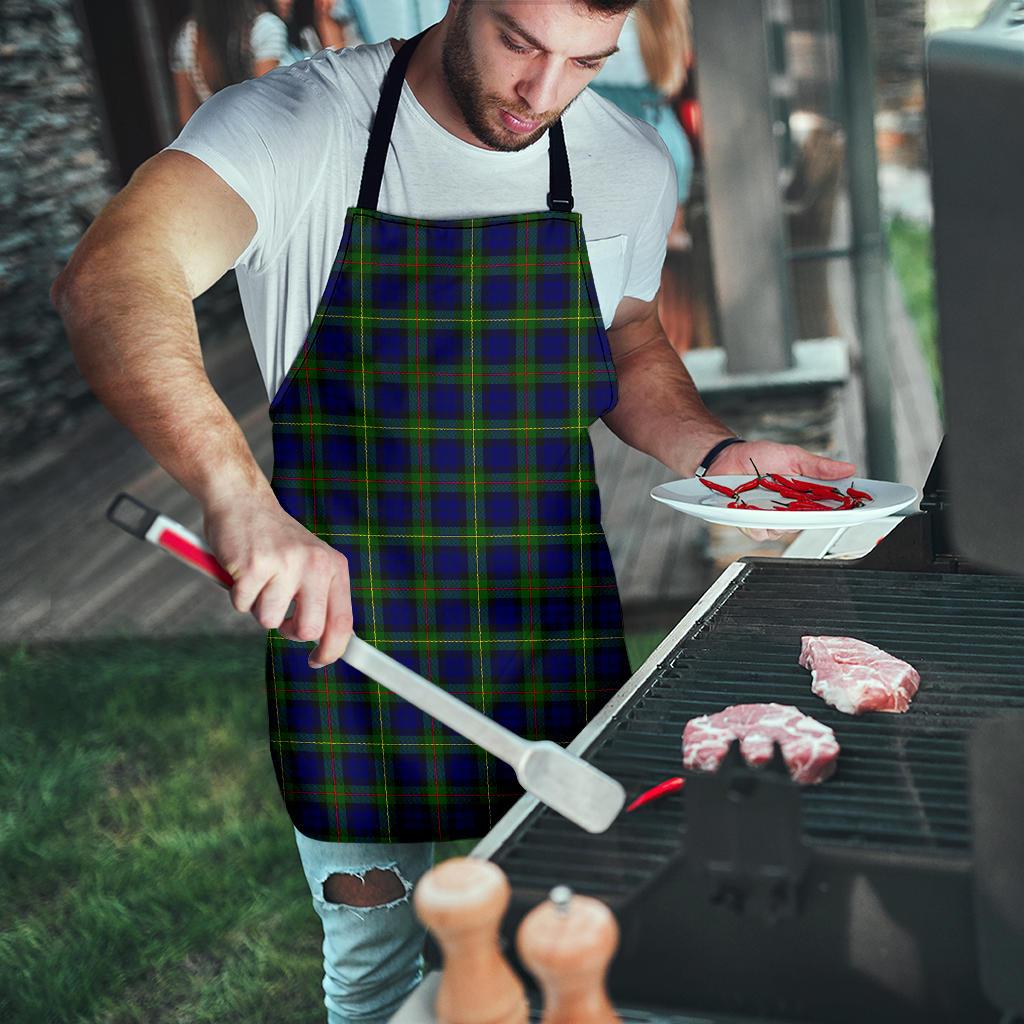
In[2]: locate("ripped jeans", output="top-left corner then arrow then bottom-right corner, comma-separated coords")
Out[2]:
293,826 -> 469,1024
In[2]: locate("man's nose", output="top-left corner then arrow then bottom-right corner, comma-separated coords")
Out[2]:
516,61 -> 562,119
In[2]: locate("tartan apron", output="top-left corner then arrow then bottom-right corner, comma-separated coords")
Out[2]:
265,30 -> 631,842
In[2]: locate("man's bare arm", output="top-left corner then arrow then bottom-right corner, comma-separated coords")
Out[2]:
52,149 -> 265,509
51,150 -> 354,665
602,295 -> 733,476
602,294 -> 856,480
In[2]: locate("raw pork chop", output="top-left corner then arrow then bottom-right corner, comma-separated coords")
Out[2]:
799,635 -> 920,716
682,703 -> 839,785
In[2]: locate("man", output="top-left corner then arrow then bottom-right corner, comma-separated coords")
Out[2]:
52,2 -> 855,1020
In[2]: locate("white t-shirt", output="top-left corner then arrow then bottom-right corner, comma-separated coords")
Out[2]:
166,40 -> 676,402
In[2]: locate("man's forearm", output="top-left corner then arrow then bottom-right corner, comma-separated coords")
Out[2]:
601,333 -> 734,477
52,258 -> 272,512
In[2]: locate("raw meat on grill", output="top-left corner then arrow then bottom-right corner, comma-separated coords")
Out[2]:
799,635 -> 920,716
682,703 -> 840,785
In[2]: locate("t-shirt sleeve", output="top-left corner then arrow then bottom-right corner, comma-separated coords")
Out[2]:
251,11 -> 289,62
164,65 -> 337,273
623,137 -> 678,302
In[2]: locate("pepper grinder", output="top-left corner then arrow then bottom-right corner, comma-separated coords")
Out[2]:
413,857 -> 528,1024
516,885 -> 621,1024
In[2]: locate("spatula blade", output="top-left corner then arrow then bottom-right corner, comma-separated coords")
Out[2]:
516,741 -> 625,834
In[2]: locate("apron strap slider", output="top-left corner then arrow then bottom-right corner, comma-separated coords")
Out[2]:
547,191 -> 574,213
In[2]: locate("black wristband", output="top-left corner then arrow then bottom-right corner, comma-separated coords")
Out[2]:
695,437 -> 745,478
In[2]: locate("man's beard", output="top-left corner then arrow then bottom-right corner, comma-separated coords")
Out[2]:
440,5 -> 564,151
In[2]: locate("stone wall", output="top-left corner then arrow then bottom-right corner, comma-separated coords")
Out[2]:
0,0 -> 115,466
0,0 -> 245,468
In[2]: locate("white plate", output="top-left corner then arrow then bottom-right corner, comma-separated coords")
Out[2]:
650,476 -> 920,530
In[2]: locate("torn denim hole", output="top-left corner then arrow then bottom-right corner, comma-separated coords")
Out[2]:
315,861 -> 414,922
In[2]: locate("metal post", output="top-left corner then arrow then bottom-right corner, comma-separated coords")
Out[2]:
129,0 -> 177,147
835,0 -> 898,479
690,0 -> 795,374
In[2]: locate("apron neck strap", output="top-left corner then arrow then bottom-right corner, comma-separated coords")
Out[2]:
357,29 -> 575,215
546,119 -> 573,213
357,29 -> 427,211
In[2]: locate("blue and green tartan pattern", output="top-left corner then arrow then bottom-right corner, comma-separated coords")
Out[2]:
266,208 -> 632,842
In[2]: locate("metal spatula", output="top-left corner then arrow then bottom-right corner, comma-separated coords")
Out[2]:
107,493 -> 626,834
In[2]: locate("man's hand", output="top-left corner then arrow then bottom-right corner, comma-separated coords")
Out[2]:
203,492 -> 354,668
708,440 -> 857,543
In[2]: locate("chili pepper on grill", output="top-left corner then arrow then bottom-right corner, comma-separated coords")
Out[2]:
625,776 -> 686,812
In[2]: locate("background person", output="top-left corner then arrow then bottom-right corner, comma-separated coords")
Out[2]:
592,0 -> 694,214
275,0 -> 351,63
170,0 -> 290,128
591,0 -> 694,349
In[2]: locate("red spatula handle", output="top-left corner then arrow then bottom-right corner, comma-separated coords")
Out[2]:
106,493 -> 234,589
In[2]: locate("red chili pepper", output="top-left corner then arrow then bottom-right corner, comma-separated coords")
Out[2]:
776,474 -> 844,498
699,478 -> 737,498
735,478 -> 762,494
781,498 -> 833,511
626,776 -> 686,812
763,480 -> 819,501
847,485 -> 873,502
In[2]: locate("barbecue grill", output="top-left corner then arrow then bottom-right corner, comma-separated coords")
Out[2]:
471,446 -> 1024,1022
397,8 -> 1024,1022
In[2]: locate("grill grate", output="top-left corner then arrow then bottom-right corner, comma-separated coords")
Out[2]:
493,563 -> 1024,898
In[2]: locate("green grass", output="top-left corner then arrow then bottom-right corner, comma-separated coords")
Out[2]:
0,635 -> 324,1024
625,631 -> 670,674
1,628 -> 667,1022
886,215 -> 942,412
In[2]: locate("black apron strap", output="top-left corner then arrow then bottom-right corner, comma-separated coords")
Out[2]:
546,118 -> 574,213
357,29 -> 429,211
357,28 -> 574,214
